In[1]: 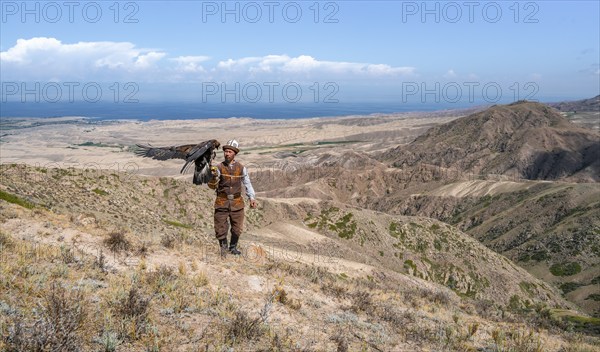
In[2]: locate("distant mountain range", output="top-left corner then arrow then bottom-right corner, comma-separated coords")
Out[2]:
382,101 -> 600,182
549,95 -> 600,112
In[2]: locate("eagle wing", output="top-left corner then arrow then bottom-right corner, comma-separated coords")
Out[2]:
134,143 -> 196,160
134,140 -> 220,185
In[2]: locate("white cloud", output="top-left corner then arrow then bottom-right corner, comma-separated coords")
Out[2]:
258,55 -> 294,72
364,64 -> 413,75
134,52 -> 167,69
1,38 -> 416,82
1,37 -> 166,80
282,55 -> 320,72
216,56 -> 262,71
216,54 -> 415,77
443,69 -> 457,79
1,37 -> 61,63
170,56 -> 210,73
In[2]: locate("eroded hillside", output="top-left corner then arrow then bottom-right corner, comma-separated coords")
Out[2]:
248,102 -> 600,319
1,164 -> 599,351
380,101 -> 600,182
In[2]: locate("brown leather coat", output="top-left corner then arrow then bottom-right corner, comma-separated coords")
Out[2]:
209,161 -> 245,211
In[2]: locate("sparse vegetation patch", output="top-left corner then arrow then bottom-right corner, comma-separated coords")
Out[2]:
3,283 -> 88,351
162,219 -> 193,229
559,282 -> 583,294
0,189 -> 35,209
1,158 -> 599,350
305,207 -> 357,239
103,230 -> 131,252
549,262 -> 582,277
388,221 -> 405,240
92,188 -> 108,196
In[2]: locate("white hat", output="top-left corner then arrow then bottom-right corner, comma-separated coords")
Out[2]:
223,139 -> 240,153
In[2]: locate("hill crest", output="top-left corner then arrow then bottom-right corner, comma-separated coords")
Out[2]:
382,101 -> 600,181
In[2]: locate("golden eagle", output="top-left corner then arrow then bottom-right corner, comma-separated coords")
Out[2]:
135,139 -> 220,185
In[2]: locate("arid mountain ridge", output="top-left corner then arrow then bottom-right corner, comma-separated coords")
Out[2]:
252,101 -> 600,318
381,101 -> 599,182
5,163 -> 599,350
1,98 -> 599,349
549,95 -> 600,112
2,163 -> 599,350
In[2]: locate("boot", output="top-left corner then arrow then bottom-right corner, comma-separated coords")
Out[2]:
229,235 -> 241,255
229,246 -> 241,255
219,239 -> 228,257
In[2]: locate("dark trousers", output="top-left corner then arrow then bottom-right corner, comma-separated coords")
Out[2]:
214,208 -> 245,243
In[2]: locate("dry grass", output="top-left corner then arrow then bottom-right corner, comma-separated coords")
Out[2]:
1,172 -> 599,351
3,283 -> 88,351
103,230 -> 131,253
0,231 -> 14,249
111,285 -> 151,340
159,234 -> 175,249
349,290 -> 373,313
1,231 -> 599,351
330,330 -> 349,352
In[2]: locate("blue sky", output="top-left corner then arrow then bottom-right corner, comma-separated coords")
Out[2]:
1,0 -> 599,109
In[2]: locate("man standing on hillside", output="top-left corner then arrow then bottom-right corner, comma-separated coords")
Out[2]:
208,139 -> 258,257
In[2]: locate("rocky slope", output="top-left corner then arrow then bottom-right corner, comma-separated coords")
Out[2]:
249,102 -> 600,319
2,164 -> 599,350
379,101 -> 600,182
1,100 -> 599,349
254,159 -> 600,315
0,164 -> 567,308
375,180 -> 600,318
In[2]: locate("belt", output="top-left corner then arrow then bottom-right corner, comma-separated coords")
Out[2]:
217,192 -> 242,200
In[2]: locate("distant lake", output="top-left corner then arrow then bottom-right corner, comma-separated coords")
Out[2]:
0,101 -> 486,120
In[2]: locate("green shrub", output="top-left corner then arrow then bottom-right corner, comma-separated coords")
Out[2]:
531,250 -> 550,261
549,262 -> 582,277
404,259 -> 417,274
334,213 -> 356,239
92,188 -> 108,196
586,294 -> 600,301
559,282 -> 583,294
162,219 -> 192,229
389,221 -> 405,240
0,189 -> 35,209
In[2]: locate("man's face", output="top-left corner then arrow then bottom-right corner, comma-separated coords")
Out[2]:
223,148 -> 236,163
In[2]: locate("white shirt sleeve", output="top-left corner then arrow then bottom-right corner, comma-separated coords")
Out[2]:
242,166 -> 256,200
